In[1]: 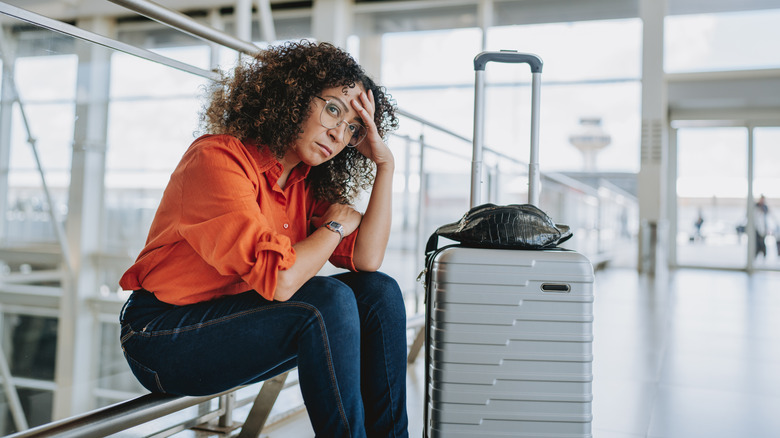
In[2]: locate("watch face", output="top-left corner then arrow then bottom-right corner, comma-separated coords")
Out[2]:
325,221 -> 344,237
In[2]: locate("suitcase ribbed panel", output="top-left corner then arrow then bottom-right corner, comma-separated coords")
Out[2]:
427,247 -> 594,437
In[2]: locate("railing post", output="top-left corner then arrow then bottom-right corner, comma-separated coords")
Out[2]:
0,340 -> 28,430
414,133 -> 426,313
403,136 -> 412,237
218,392 -> 235,429
237,371 -> 289,438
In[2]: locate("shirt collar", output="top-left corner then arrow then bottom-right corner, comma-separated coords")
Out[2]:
244,139 -> 312,183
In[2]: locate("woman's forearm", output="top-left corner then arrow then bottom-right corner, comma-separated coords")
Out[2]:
274,202 -> 363,301
274,227 -> 341,301
353,162 -> 394,271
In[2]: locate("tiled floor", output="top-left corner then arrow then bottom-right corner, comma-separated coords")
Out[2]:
257,266 -> 780,438
592,267 -> 780,438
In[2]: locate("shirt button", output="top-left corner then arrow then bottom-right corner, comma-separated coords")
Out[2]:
283,223 -> 289,229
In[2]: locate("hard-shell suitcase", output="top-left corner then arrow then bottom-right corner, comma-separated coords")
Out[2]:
423,51 -> 595,437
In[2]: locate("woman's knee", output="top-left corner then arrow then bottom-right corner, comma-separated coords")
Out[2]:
339,272 -> 406,322
292,276 -> 361,326
363,271 -> 402,293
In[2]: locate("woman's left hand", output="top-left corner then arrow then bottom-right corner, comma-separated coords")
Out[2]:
352,90 -> 394,169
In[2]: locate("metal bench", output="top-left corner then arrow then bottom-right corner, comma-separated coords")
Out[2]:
6,371 -> 292,438
7,315 -> 425,437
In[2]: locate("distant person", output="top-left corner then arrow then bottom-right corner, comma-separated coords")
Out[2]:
692,209 -> 704,242
755,195 -> 769,258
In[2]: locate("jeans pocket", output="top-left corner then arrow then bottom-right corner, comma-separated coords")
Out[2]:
123,351 -> 166,393
120,323 -> 134,344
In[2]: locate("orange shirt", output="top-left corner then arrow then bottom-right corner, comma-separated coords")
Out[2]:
119,134 -> 358,305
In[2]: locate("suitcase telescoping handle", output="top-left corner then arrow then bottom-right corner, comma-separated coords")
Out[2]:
471,50 -> 543,208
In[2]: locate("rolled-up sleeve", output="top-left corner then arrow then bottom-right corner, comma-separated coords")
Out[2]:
177,140 -> 294,300
309,198 -> 359,272
329,228 -> 358,271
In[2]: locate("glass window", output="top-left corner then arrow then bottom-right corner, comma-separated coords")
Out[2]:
676,127 -> 748,269
383,20 -> 642,173
486,19 -> 642,172
382,28 -> 482,88
481,81 -> 641,173
753,127 -> 780,270
754,127 -> 780,199
488,19 -> 641,82
666,9 -> 780,73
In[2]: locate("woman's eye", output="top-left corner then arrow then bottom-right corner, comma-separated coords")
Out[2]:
325,103 -> 341,118
347,124 -> 358,134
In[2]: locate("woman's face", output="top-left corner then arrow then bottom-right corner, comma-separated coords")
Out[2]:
288,83 -> 367,167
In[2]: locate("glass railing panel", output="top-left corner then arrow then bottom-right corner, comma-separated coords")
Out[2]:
116,25 -> 214,71
96,321 -> 145,402
0,311 -> 58,434
388,88 -> 474,147
104,45 -> 212,257
0,29 -> 77,248
381,28 -> 482,89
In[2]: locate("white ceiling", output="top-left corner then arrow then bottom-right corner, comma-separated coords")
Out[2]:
5,0 -> 780,23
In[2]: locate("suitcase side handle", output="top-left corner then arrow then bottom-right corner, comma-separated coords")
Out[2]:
473,50 -> 543,73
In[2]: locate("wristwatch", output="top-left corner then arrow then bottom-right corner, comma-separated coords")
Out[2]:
323,221 -> 344,242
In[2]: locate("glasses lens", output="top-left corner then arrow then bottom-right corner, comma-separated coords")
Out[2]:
347,123 -> 367,147
320,102 -> 341,129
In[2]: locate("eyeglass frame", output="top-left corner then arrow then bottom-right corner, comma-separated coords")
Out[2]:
312,95 -> 367,148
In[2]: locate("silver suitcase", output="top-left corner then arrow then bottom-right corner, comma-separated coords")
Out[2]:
423,51 -> 594,437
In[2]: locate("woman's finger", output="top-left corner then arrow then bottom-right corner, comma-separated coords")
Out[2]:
361,90 -> 375,117
353,92 -> 376,129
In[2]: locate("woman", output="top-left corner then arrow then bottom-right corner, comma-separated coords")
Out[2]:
118,40 -> 407,437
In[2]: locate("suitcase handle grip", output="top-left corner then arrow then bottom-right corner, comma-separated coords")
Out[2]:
473,50 -> 543,72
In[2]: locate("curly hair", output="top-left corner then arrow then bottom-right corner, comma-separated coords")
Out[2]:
200,40 -> 398,204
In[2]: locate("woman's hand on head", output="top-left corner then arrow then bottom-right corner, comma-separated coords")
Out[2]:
352,90 -> 394,170
311,203 -> 363,236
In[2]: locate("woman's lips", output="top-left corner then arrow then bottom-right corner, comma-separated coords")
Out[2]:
317,143 -> 333,157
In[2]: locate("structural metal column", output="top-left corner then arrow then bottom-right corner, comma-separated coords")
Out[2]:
478,0 -> 494,52
0,30 -> 14,241
235,0 -> 253,42
53,16 -> 114,419
637,0 -> 668,274
667,126 -> 678,266
312,0 -> 352,49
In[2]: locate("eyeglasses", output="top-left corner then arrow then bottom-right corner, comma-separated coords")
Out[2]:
313,96 -> 367,147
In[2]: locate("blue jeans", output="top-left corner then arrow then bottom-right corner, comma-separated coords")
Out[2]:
119,271 -> 409,438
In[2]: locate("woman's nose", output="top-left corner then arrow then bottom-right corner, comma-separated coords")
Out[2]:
327,122 -> 348,145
